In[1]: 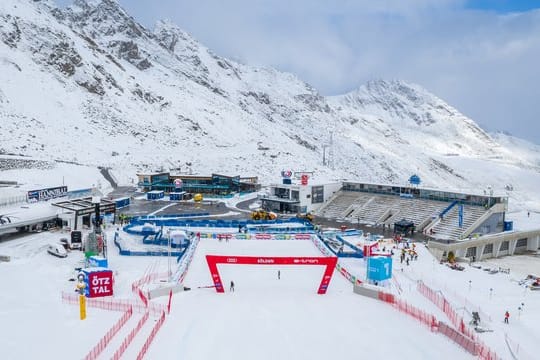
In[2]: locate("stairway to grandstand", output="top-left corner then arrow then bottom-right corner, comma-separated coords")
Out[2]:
348,194 -> 398,224
317,191 -> 367,219
343,194 -> 447,227
317,190 -> 488,240
429,205 -> 487,240
383,198 -> 449,227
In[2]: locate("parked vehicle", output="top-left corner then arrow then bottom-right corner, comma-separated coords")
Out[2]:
47,243 -> 68,258
59,238 -> 70,250
71,231 -> 82,250
250,210 -> 277,220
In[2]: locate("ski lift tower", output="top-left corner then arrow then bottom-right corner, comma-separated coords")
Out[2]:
92,197 -> 101,234
91,196 -> 107,259
324,132 -> 334,170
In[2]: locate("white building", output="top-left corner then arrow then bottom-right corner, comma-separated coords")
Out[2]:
260,181 -> 342,214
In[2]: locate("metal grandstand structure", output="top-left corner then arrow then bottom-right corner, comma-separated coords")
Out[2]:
315,181 -> 507,242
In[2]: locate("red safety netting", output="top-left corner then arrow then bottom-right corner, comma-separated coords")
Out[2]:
63,269 -> 172,360
417,281 -> 476,338
416,281 -> 501,359
136,311 -> 167,360
392,298 -> 439,331
84,306 -> 133,360
438,321 -> 478,355
131,271 -> 170,297
111,312 -> 150,360
62,291 -> 166,316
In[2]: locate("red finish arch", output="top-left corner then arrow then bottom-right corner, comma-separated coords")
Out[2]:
205,255 -> 338,294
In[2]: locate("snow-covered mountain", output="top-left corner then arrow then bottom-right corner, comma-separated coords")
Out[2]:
1,0 -> 540,210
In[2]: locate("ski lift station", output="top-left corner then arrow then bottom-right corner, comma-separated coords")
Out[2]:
137,172 -> 260,196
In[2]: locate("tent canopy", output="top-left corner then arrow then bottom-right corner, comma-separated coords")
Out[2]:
394,219 -> 415,235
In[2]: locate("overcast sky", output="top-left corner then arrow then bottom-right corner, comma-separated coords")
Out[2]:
57,0 -> 540,144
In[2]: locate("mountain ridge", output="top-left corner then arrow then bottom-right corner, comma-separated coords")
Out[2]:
1,0 -> 540,210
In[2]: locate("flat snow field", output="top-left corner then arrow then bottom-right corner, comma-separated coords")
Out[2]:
4,230 -> 540,359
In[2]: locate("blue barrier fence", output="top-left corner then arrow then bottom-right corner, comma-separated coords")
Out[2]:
319,234 -> 364,258
142,234 -> 188,248
124,217 -> 314,234
131,216 -> 311,226
113,231 -> 189,259
130,213 -> 210,224
335,235 -> 363,254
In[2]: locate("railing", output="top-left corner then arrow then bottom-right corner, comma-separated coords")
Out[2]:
0,194 -> 27,207
437,321 -> 477,355
440,200 -> 458,218
61,292 -> 166,316
416,281 -> 500,359
172,236 -> 200,284
111,311 -> 150,360
136,311 -> 166,360
417,281 -> 475,338
504,333 -> 535,360
391,297 -> 438,331
310,235 -> 363,285
84,306 -> 133,360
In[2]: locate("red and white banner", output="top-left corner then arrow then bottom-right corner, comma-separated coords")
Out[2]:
363,242 -> 379,258
205,255 -> 337,294
254,234 -> 272,240
167,290 -> 173,314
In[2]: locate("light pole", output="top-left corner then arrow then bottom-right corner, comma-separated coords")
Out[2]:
167,229 -> 171,282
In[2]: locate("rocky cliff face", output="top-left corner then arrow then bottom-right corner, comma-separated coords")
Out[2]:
1,0 -> 538,196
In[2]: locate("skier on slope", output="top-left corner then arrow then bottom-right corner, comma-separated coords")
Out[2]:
230,280 -> 235,292
504,311 -> 510,324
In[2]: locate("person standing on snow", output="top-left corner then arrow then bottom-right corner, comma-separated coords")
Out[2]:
504,311 -> 510,324
278,270 -> 280,280
230,280 -> 235,292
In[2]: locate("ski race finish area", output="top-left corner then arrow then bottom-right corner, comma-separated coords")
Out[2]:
206,255 -> 338,294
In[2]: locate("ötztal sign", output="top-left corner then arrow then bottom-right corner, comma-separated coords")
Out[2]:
87,271 -> 114,298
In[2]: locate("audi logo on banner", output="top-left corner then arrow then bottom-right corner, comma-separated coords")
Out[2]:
206,255 -> 338,294
281,170 -> 293,178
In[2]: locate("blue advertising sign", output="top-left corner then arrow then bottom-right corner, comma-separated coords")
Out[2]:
27,186 -> 68,202
409,174 -> 421,186
458,204 -> 464,228
367,256 -> 393,281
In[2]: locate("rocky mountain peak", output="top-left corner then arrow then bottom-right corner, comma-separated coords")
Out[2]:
333,79 -> 463,128
153,19 -> 201,55
65,0 -> 149,40
1,0 -> 537,198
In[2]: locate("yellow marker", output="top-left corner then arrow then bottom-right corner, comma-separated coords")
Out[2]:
79,294 -> 86,320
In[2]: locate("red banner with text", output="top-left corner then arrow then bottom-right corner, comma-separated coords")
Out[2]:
205,255 -> 337,294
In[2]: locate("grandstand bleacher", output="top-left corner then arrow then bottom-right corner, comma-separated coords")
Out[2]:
315,188 -> 492,241
428,205 -> 487,240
